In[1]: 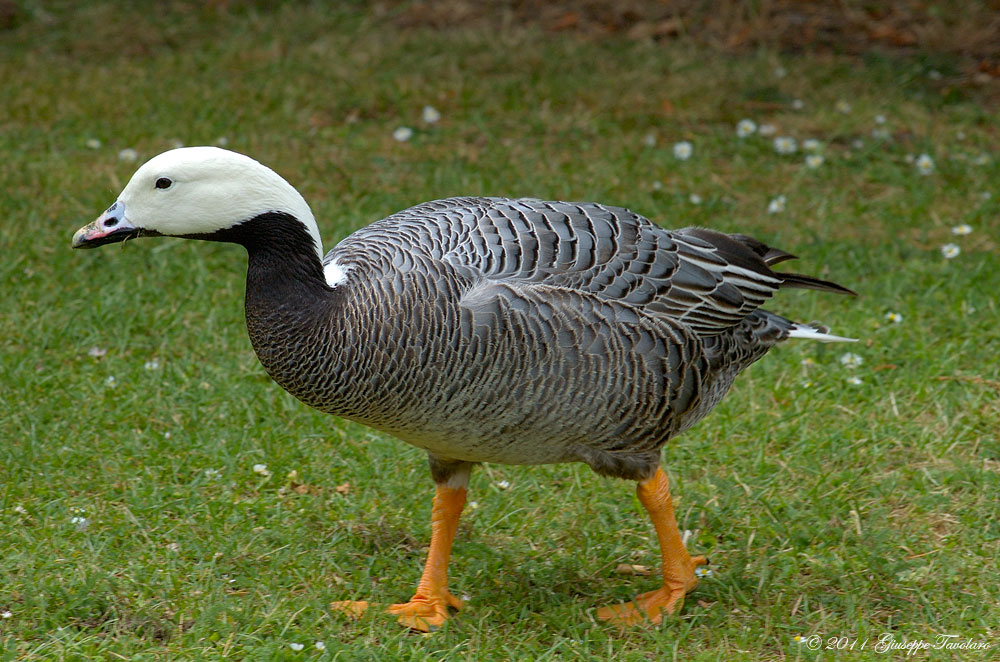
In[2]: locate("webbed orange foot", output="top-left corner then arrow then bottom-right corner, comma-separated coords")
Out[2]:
387,591 -> 464,631
596,554 -> 708,626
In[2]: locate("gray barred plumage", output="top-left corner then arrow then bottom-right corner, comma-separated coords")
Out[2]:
241,196 -> 854,481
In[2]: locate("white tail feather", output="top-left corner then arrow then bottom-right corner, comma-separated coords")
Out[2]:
787,324 -> 858,343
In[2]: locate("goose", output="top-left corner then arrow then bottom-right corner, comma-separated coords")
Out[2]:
72,146 -> 856,630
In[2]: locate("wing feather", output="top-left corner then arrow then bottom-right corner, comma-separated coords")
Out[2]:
328,196 -> 851,336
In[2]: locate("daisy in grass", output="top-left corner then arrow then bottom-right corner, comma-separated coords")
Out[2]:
422,105 -> 441,124
673,141 -> 693,160
736,119 -> 757,137
941,243 -> 960,259
805,154 -> 824,169
840,352 -> 863,369
774,136 -> 797,154
915,154 -> 935,175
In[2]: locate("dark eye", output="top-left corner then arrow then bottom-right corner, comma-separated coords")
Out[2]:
155,177 -> 173,190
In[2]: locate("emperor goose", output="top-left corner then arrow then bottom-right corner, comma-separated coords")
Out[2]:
73,147 -> 855,630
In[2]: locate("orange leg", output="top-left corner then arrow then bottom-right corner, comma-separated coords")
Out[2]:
596,467 -> 708,626
385,483 -> 467,630
332,482 -> 467,631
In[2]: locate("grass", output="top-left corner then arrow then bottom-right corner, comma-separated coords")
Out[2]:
1,3 -> 999,660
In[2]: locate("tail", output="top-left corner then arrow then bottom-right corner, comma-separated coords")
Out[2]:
678,228 -> 859,341
786,321 -> 858,343
751,310 -> 858,344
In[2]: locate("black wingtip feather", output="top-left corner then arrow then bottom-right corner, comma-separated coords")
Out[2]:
761,248 -> 798,266
727,233 -> 797,265
681,228 -> 856,296
779,272 -> 857,296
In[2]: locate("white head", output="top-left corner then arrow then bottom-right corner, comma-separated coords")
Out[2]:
72,147 -> 323,259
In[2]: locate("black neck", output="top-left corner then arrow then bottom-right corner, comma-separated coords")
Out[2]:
194,212 -> 330,300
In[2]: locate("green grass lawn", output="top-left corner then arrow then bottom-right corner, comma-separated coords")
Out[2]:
2,3 -> 998,660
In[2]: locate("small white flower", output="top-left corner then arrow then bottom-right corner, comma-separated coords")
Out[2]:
973,154 -> 990,166
144,358 -> 160,370
214,136 -> 229,147
315,641 -> 326,651
802,138 -> 821,152
468,501 -> 480,509
916,153 -> 935,175
941,243 -> 961,259
805,154 -> 824,169
852,139 -> 865,149
981,191 -> 992,200
164,431 -> 171,439
118,148 -> 138,162
791,99 -> 804,110
956,130 -> 966,140
774,66 -> 787,78
642,132 -> 657,147
85,138 -> 102,149
688,193 -> 703,205
846,376 -> 863,386
495,480 -> 511,490
166,542 -> 180,552
392,126 -> 413,142
104,375 -> 117,388
767,195 -> 786,214
289,642 -> 304,651
872,127 -> 890,140
204,468 -> 221,480
840,352 -> 863,369
874,114 -> 887,125
252,463 -> 271,477
13,504 -> 27,515
71,516 -> 90,531
800,380 -> 813,389
1,611 -> 11,619
835,100 -> 852,114
694,566 -> 713,578
800,357 -> 816,367
758,124 -> 777,137
773,136 -> 797,154
736,119 -> 757,138
673,141 -> 693,160
422,105 -> 441,124
88,346 -> 107,358
885,312 -> 904,324
651,181 -> 663,191
951,224 -> 973,236
904,153 -> 915,164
